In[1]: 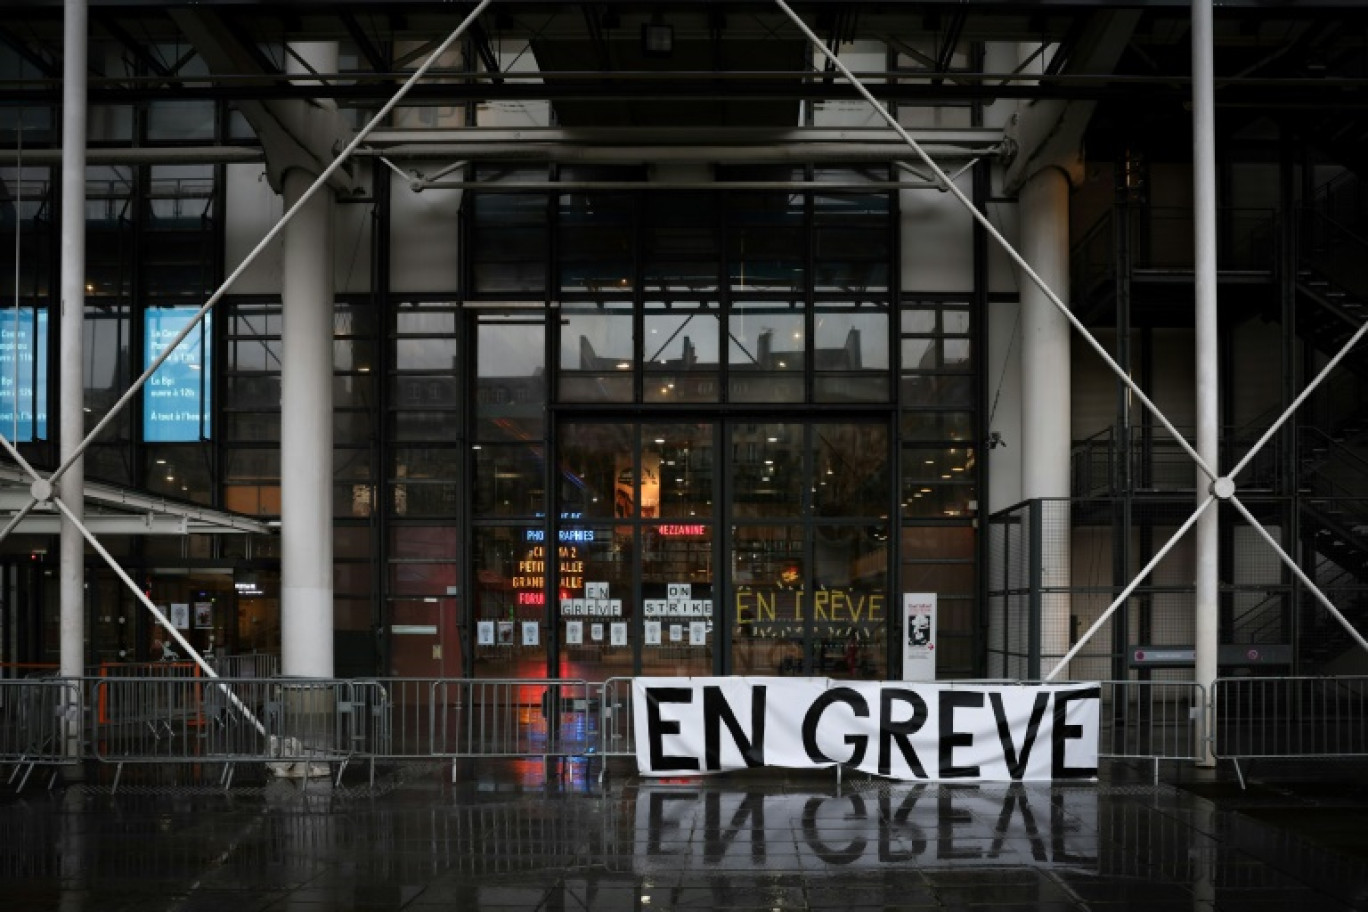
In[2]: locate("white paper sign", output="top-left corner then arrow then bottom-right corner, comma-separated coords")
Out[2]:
521,621 -> 539,647
565,621 -> 583,646
902,593 -> 937,681
644,620 -> 662,645
610,622 -> 628,646
477,620 -> 495,646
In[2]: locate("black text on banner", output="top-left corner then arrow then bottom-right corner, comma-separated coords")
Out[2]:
632,677 -> 1100,782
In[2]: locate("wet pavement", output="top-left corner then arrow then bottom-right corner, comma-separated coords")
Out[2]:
3,759 -> 1367,911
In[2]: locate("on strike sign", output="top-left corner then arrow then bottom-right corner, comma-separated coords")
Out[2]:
633,677 -> 1100,782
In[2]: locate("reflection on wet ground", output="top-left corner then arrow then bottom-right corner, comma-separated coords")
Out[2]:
3,760 -> 1367,911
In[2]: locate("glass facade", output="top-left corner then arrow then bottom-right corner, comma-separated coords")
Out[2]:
456,168 -> 978,681
0,134 -> 980,680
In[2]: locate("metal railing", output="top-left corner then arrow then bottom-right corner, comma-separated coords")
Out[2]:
79,675 -> 596,790
1094,679 -> 1206,782
0,678 -> 69,791
598,677 -> 636,778
1212,675 -> 1368,786
7,673 -> 1368,791
348,677 -> 595,784
89,676 -> 355,790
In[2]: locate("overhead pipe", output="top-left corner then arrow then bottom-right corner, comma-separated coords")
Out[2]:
410,180 -> 956,192
366,141 -> 1002,164
0,147 -> 265,165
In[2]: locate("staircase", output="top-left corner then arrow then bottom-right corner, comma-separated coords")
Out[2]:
1286,194 -> 1368,668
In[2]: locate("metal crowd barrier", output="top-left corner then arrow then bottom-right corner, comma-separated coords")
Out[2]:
598,677 -> 636,781
23,674 -> 602,790
352,677 -> 595,782
14,672 -> 1362,791
89,676 -> 358,791
1093,679 -> 1206,781
1212,675 -> 1368,786
0,677 -> 72,791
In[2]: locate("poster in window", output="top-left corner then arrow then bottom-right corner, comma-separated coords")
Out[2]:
610,622 -> 627,646
669,624 -> 683,643
591,623 -> 604,642
565,621 -> 583,646
496,620 -> 514,645
169,603 -> 190,630
688,621 -> 706,646
902,593 -> 937,681
477,621 -> 495,646
644,620 -> 662,646
193,602 -> 213,628
521,621 -> 539,647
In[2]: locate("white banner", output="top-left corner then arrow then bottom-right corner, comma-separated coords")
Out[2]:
632,677 -> 1100,782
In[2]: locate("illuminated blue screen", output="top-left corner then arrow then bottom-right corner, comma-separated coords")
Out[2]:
143,307 -> 211,442
0,308 -> 48,442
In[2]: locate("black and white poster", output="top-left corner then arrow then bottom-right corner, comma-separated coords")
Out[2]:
902,593 -> 937,681
632,677 -> 1099,782
169,603 -> 190,630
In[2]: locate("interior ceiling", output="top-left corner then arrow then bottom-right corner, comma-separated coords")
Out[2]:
3,2 -> 1368,160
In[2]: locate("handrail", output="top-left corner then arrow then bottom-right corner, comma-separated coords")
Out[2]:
1300,205 -> 1368,255
1300,426 -> 1368,486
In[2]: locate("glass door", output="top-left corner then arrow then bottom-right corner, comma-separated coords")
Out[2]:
727,421 -> 891,678
556,420 -> 717,682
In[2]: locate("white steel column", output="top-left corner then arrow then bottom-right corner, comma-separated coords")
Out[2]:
1192,0 -> 1220,766
58,0 -> 87,688
279,42 -> 337,678
280,167 -> 335,678
1019,167 -> 1073,670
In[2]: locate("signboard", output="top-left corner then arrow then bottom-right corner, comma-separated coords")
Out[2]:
143,307 -> 211,442
902,593 -> 936,681
0,307 -> 47,441
1128,644 -> 1294,667
633,677 -> 1100,782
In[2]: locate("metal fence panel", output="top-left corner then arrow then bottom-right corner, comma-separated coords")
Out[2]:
1213,676 -> 1368,760
599,677 -> 635,762
0,678 -> 70,789
88,677 -> 356,766
348,678 -> 595,761
1094,679 -> 1206,764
